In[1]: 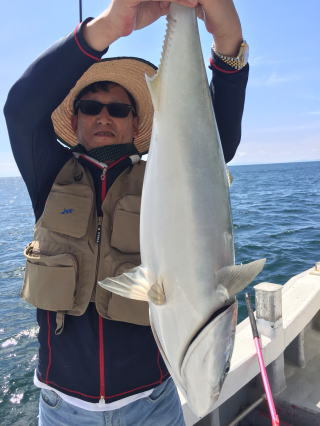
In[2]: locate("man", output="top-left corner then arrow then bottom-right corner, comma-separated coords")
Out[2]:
4,0 -> 249,424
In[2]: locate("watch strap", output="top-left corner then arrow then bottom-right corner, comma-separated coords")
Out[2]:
212,41 -> 249,70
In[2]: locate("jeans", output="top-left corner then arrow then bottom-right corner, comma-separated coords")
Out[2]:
38,378 -> 186,426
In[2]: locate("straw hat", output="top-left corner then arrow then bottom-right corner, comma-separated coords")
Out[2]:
52,57 -> 157,154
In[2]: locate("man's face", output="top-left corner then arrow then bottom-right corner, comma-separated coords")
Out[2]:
71,85 -> 139,150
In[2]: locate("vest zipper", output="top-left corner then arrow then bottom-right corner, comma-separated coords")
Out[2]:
97,166 -> 107,404
96,217 -> 102,244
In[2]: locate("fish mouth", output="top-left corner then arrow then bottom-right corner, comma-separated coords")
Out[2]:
179,302 -> 238,417
190,304 -> 232,348
180,302 -> 234,366
180,302 -> 237,381
149,302 -> 237,417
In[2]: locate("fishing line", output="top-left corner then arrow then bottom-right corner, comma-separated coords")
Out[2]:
79,0 -> 83,23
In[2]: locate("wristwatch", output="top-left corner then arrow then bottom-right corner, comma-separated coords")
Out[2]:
212,40 -> 249,70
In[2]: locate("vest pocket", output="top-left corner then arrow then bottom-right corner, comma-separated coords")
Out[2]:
22,242 -> 77,311
42,183 -> 93,238
111,195 -> 141,254
95,284 -> 150,326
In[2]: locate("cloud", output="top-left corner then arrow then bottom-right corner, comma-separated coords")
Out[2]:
236,151 -> 248,158
229,137 -> 320,165
307,110 -> 320,116
250,72 -> 300,87
250,56 -> 284,67
246,121 -> 320,134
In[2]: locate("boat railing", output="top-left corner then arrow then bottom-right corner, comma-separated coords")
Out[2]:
181,263 -> 320,425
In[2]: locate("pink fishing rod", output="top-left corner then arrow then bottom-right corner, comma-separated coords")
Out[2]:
245,293 -> 280,426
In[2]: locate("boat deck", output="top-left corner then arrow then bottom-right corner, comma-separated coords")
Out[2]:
274,326 -> 320,425
242,324 -> 320,426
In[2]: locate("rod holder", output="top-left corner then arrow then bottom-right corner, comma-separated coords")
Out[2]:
254,282 -> 283,335
254,282 -> 286,395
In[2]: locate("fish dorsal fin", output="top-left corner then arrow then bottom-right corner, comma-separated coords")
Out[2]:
98,266 -> 166,305
216,259 -> 266,300
145,11 -> 177,110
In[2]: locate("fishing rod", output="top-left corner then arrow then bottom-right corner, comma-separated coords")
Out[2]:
245,293 -> 280,426
79,0 -> 83,23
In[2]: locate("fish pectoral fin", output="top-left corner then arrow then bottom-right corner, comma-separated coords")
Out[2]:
148,282 -> 166,305
98,266 -> 151,302
98,266 -> 166,305
217,258 -> 266,300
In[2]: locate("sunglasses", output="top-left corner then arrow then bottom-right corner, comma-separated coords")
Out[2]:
74,100 -> 136,118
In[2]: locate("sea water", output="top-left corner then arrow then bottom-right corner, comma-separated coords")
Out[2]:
0,161 -> 319,425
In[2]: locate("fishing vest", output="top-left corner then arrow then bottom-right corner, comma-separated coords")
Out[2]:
21,156 -> 150,329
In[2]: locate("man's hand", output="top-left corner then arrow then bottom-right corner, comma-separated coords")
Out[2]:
84,0 -> 197,51
196,0 -> 243,56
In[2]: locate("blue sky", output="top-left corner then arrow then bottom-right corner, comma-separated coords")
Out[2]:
1,0 -> 319,176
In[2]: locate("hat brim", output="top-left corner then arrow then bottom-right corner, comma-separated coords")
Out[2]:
51,57 -> 157,154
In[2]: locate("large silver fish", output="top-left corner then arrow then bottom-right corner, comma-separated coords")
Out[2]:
99,4 -> 265,417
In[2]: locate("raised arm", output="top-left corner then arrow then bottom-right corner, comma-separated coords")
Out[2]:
198,0 -> 249,162
4,23 -> 109,219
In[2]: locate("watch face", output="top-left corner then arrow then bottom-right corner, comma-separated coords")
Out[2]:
239,42 -> 249,65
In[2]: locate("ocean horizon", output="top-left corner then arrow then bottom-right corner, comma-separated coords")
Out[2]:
2,159 -> 320,179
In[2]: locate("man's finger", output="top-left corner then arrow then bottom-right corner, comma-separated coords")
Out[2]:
148,0 -> 198,7
196,4 -> 205,20
159,1 -> 170,9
